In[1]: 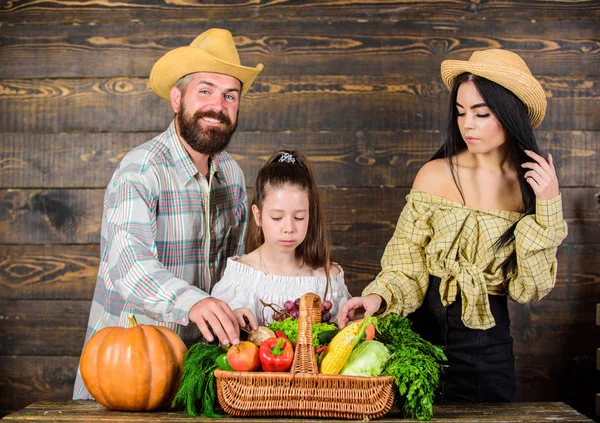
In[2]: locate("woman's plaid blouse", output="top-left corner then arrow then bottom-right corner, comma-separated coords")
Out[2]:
363,190 -> 568,330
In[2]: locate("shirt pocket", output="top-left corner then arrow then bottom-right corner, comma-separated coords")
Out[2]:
212,191 -> 244,251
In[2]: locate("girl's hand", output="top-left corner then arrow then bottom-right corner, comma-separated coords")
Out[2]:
521,150 -> 560,200
233,308 -> 258,332
337,294 -> 384,328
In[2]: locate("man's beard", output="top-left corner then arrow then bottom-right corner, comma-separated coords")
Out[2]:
176,105 -> 238,156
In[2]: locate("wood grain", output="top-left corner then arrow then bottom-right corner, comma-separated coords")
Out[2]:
0,21 -> 598,78
0,356 -> 78,415
2,400 -> 594,422
0,75 -> 598,132
0,300 -> 90,355
509,300 -> 596,357
1,1 -> 598,24
1,130 -> 597,189
515,356 -> 595,417
0,189 -> 102,244
0,245 -> 99,300
0,188 -> 597,245
0,132 -> 149,189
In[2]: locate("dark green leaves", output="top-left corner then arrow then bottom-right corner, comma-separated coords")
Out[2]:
377,314 -> 447,421
171,342 -> 226,417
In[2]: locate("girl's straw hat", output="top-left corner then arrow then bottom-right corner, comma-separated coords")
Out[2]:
150,28 -> 264,99
440,49 -> 547,128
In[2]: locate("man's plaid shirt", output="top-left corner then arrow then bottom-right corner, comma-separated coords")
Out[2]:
73,121 -> 247,399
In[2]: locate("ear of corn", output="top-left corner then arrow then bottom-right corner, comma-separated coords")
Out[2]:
319,316 -> 376,375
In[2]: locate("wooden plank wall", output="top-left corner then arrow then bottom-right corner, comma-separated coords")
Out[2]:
1,0 -> 599,418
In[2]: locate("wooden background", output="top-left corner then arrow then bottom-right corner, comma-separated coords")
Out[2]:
0,0 -> 598,418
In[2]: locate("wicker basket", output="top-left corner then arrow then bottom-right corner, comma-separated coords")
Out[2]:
215,293 -> 395,419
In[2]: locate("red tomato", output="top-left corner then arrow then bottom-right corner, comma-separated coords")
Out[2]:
226,341 -> 261,372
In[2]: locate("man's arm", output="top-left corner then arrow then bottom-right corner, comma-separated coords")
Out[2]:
103,171 -> 239,342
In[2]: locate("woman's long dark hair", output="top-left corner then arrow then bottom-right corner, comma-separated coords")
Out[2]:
245,150 -> 332,298
431,73 -> 544,275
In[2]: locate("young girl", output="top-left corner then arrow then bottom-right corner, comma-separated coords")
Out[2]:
211,150 -> 351,327
339,49 -> 567,402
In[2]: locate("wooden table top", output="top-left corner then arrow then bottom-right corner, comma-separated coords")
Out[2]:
1,400 -> 595,422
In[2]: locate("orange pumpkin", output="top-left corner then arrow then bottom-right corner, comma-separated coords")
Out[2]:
80,315 -> 187,411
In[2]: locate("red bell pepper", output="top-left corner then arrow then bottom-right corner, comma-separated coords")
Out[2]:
316,345 -> 329,367
275,330 -> 289,341
315,345 -> 329,354
259,337 -> 294,372
275,330 -> 296,348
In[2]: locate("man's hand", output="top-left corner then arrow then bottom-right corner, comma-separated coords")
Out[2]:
337,294 -> 384,328
189,297 -> 241,345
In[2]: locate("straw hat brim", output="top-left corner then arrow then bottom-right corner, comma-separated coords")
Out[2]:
149,46 -> 264,99
440,60 -> 547,128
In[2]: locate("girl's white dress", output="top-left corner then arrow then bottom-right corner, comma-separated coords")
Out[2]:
211,257 -> 352,325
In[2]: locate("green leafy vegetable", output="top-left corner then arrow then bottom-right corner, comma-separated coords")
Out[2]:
317,328 -> 339,346
340,340 -> 391,377
268,318 -> 338,349
172,342 -> 225,417
377,314 -> 447,421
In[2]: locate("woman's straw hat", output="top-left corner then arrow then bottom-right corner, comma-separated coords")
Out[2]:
440,49 -> 547,128
150,28 -> 264,99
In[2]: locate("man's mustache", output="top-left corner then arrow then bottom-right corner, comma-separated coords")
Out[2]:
194,110 -> 232,126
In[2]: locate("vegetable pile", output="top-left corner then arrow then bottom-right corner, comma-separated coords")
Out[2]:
173,314 -> 446,421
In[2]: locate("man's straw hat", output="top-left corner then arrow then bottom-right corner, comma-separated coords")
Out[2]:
150,28 -> 264,99
441,49 -> 547,128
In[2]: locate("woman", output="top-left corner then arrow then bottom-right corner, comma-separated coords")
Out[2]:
338,49 -> 568,402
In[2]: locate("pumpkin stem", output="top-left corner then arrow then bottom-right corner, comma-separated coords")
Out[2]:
128,314 -> 138,327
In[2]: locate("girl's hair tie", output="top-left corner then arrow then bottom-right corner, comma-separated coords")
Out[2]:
278,152 -> 296,164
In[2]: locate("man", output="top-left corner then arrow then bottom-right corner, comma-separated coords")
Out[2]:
73,28 -> 263,399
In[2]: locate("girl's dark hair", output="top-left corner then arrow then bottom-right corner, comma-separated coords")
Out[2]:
245,150 -> 333,298
431,72 -> 543,275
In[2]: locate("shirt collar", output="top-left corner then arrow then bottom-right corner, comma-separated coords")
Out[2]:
165,120 -> 225,184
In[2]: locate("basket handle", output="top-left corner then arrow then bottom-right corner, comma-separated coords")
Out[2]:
290,293 -> 322,375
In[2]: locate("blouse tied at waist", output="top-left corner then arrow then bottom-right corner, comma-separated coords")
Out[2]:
363,190 -> 567,330
438,257 -> 492,329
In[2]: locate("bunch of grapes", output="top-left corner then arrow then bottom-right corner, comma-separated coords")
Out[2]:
272,298 -> 333,323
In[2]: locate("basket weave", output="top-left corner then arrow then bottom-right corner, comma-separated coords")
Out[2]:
215,293 -> 395,419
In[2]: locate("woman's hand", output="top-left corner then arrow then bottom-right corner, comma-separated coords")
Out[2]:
521,150 -> 560,200
337,294 -> 384,328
